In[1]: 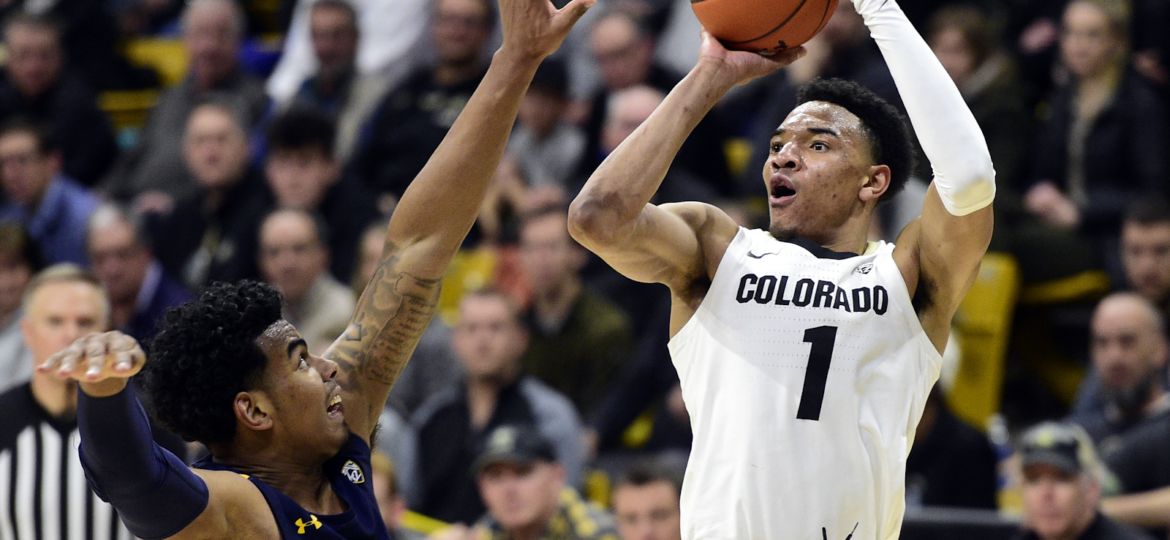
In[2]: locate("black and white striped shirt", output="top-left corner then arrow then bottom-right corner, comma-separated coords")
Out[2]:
0,383 -> 132,540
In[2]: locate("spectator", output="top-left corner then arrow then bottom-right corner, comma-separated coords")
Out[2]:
0,121 -> 97,266
354,219 -> 462,415
85,203 -> 190,344
267,0 -> 430,107
581,11 -> 729,196
0,265 -> 184,536
150,101 -> 268,290
507,58 -> 585,191
284,0 -> 391,162
1026,0 -> 1168,238
476,425 -> 616,540
926,6 -> 1033,192
412,290 -> 583,525
430,425 -> 617,540
103,0 -> 267,204
1120,198 -> 1170,315
0,224 -> 40,394
349,0 -> 494,204
1098,402 -> 1170,534
258,209 -> 354,356
518,206 -> 633,420
1015,422 -> 1154,540
905,389 -> 999,509
1069,294 -> 1169,447
371,451 -> 427,540
0,15 -> 117,186
265,106 -> 377,282
611,464 -> 682,540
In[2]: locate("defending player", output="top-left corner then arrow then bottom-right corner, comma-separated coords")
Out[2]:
568,0 -> 994,538
35,0 -> 593,537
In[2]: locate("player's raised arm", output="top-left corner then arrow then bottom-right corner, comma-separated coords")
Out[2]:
569,35 -> 804,299
855,0 -> 997,348
324,0 -> 592,441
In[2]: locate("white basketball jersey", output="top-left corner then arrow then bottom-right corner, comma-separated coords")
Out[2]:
668,228 -> 942,540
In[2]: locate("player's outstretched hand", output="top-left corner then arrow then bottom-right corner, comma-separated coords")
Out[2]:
38,331 -> 146,383
498,0 -> 594,61
698,29 -> 806,88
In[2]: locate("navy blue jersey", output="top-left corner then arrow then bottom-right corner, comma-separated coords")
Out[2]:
194,433 -> 392,540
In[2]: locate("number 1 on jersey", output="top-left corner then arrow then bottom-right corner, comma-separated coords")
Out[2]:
797,325 -> 838,421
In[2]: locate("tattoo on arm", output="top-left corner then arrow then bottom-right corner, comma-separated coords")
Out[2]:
329,244 -> 443,391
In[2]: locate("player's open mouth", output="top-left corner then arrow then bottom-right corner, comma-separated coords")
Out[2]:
327,394 -> 344,419
769,176 -> 796,205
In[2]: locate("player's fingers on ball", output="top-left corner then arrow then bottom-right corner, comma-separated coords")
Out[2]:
83,336 -> 110,380
114,351 -> 135,373
55,340 -> 86,378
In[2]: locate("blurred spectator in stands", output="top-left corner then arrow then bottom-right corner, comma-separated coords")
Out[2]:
1098,403 -> 1170,534
474,425 -> 615,540
265,106 -> 377,282
581,11 -> 729,196
905,389 -> 998,509
354,219 -> 462,415
1068,294 -> 1168,447
412,290 -> 583,525
592,86 -> 720,204
507,58 -> 585,193
104,0 -> 267,205
1015,422 -> 1154,540
1120,198 -> 1170,315
611,463 -> 682,540
518,206 -> 633,420
0,121 -> 97,265
1026,0 -> 1167,248
111,0 -> 185,37
0,0 -> 152,90
927,6 -> 1032,192
371,451 -> 426,540
267,0 -> 429,108
283,0 -> 391,162
86,203 -> 189,343
349,0 -> 493,208
258,209 -> 353,356
150,101 -> 267,290
0,223 -> 40,394
0,15 -> 117,186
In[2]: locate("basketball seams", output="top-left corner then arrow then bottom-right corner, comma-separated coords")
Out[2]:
713,0 -> 808,45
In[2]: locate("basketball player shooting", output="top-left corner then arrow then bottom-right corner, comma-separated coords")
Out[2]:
569,0 -> 994,538
33,0 -> 592,537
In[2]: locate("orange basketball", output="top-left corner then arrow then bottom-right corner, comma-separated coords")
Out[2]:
692,0 -> 839,54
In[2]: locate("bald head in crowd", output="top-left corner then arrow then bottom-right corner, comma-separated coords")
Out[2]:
590,12 -> 654,92
601,85 -> 665,154
1090,293 -> 1168,419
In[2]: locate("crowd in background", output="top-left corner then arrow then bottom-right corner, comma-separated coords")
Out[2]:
0,0 -> 1168,538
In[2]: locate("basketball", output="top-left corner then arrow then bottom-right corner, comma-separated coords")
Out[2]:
692,0 -> 839,54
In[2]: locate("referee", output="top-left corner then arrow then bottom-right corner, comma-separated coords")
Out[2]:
0,265 -> 183,539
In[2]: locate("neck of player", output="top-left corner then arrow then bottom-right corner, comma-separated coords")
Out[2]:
212,440 -> 348,515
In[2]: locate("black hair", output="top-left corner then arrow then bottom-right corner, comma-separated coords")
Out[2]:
614,461 -> 683,498
141,280 -> 284,447
530,58 -> 568,97
1124,195 -> 1170,226
0,221 -> 44,271
796,78 -> 915,204
266,106 -> 336,159
0,118 -> 58,155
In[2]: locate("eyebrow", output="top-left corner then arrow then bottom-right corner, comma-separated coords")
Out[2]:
772,127 -> 842,138
287,339 -> 308,359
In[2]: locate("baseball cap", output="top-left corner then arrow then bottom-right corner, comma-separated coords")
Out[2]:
473,425 -> 557,475
1018,422 -> 1098,475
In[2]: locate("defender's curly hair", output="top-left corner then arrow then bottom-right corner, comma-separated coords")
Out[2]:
796,78 -> 916,203
141,281 -> 284,447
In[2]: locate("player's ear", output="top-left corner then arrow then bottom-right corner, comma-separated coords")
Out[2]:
859,165 -> 891,203
234,391 -> 274,431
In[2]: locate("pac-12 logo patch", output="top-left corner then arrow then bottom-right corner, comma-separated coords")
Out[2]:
342,460 -> 365,484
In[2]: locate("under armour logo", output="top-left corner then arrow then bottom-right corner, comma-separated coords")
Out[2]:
296,515 -> 322,534
823,523 -> 859,540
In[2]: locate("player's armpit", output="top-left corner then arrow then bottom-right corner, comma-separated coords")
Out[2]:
893,184 -> 993,351
168,470 -> 280,540
569,200 -> 737,304
323,239 -> 443,443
